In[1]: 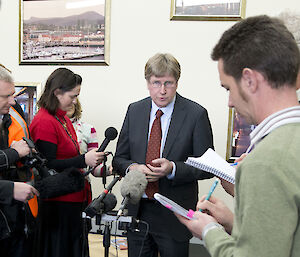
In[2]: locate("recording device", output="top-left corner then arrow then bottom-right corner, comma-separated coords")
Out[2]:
22,137 -> 85,199
85,176 -> 121,218
22,137 -> 53,179
84,127 -> 118,177
117,170 -> 148,218
34,167 -> 84,199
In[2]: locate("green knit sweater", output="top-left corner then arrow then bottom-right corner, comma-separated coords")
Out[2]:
205,123 -> 300,257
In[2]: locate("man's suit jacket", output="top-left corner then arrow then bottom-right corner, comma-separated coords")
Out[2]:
113,93 -> 214,241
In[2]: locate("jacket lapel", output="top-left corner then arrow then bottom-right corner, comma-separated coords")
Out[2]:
139,98 -> 152,161
163,94 -> 186,157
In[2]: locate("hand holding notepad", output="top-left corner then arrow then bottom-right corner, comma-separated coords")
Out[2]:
185,148 -> 236,184
154,193 -> 195,220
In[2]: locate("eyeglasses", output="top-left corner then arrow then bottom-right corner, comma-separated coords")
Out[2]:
150,80 -> 177,89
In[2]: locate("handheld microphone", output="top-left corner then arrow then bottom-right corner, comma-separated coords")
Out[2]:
117,170 -> 148,218
98,127 -> 118,152
85,127 -> 118,177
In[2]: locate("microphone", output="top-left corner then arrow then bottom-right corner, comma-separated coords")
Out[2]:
84,176 -> 121,218
85,127 -> 118,177
85,193 -> 117,218
117,170 -> 148,218
34,167 -> 85,199
98,127 -> 118,152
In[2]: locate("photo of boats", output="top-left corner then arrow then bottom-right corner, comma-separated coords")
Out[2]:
20,0 -> 110,64
171,0 -> 246,21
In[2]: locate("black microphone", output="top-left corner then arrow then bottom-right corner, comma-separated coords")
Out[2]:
85,127 -> 118,177
117,170 -> 148,218
84,176 -> 121,218
85,193 -> 117,218
98,127 -> 118,152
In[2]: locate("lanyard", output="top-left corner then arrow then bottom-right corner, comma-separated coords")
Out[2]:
54,115 -> 80,155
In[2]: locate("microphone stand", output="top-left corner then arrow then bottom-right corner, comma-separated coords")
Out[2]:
98,213 -> 135,257
102,155 -> 107,187
103,221 -> 111,257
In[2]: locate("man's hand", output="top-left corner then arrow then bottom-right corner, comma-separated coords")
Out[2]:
129,163 -> 159,182
13,182 -> 39,203
236,153 -> 247,163
220,179 -> 235,196
11,139 -> 30,158
146,158 -> 173,181
221,153 -> 247,196
197,195 -> 234,233
175,211 -> 217,240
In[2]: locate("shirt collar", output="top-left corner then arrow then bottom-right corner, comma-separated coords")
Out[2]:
151,95 -> 176,118
247,106 -> 300,152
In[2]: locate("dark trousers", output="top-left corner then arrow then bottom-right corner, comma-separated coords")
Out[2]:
0,231 -> 32,257
127,199 -> 189,257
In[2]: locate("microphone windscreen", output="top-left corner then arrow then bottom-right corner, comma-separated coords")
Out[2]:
120,170 -> 147,204
105,127 -> 118,140
102,193 -> 117,212
35,167 -> 85,199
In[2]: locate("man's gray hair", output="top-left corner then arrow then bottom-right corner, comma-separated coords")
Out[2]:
0,66 -> 13,84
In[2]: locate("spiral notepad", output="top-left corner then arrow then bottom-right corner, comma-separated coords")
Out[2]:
185,148 -> 236,184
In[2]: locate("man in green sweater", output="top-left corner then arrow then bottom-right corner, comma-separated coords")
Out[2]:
177,15 -> 300,257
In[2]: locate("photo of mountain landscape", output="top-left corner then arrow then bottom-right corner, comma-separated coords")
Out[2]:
20,0 -> 110,65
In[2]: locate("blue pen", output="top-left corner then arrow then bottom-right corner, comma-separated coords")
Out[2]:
231,162 -> 238,166
199,179 -> 219,212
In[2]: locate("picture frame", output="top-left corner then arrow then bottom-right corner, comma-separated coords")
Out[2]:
14,82 -> 42,125
170,0 -> 246,21
19,0 -> 111,65
226,108 -> 255,162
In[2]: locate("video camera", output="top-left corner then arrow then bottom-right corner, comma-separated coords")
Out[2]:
22,137 -> 85,199
22,137 -> 56,179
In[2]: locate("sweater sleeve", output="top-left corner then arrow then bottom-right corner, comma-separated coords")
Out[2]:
0,180 -> 14,204
0,149 -> 20,171
35,140 -> 86,171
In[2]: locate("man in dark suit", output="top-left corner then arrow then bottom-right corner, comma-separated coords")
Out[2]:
113,53 -> 214,257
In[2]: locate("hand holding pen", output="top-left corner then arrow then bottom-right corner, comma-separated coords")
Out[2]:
199,179 -> 219,212
197,194 -> 234,234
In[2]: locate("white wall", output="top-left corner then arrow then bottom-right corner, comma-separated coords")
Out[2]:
0,0 -> 299,211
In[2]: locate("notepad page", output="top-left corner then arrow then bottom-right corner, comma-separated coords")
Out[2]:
185,148 -> 236,183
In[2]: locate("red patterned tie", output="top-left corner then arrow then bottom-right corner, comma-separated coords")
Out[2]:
145,109 -> 164,199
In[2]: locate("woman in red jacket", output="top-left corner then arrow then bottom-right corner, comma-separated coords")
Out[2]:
30,68 -> 104,257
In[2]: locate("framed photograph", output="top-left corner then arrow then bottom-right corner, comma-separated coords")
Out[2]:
14,82 -> 42,125
226,108 -> 255,162
19,0 -> 111,65
170,0 -> 246,21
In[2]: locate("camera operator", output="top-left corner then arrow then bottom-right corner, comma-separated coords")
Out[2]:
0,65 -> 39,257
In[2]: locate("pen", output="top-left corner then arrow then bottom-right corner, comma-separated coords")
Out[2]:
231,162 -> 238,166
199,179 -> 219,212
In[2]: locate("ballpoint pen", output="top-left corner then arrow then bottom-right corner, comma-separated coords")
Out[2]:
199,179 -> 219,212
230,162 -> 238,166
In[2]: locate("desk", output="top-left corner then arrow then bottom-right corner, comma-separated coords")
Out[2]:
88,234 -> 128,257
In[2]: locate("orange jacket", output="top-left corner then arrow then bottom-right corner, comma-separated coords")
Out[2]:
8,106 -> 38,217
8,106 -> 29,146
